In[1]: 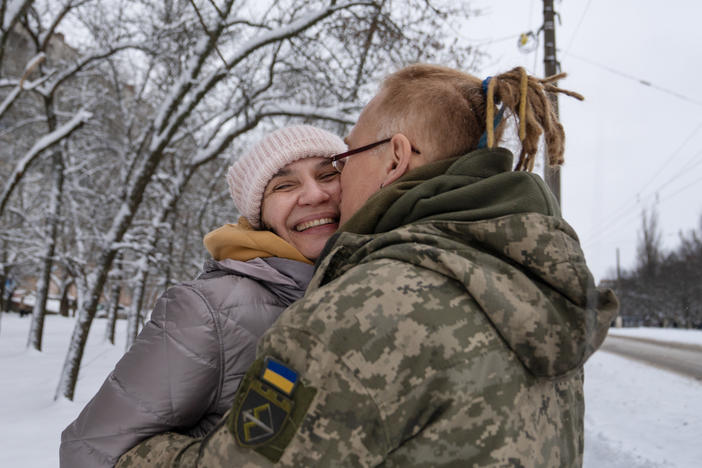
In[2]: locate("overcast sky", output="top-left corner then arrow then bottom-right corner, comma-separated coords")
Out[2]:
463,0 -> 702,282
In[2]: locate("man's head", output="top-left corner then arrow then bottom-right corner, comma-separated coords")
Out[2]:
336,64 -> 580,225
338,64 -> 486,225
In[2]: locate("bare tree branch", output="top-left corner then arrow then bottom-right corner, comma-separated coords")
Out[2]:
0,109 -> 91,217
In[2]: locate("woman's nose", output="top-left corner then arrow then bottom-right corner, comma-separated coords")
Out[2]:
298,181 -> 330,205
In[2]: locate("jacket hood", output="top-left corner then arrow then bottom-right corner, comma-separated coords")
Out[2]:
201,257 -> 314,306
322,148 -> 618,377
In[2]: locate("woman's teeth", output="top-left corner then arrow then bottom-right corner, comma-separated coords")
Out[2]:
295,218 -> 336,232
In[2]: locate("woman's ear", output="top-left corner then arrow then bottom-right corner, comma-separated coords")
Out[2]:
381,133 -> 414,187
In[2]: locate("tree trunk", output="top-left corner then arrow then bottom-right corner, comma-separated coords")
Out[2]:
125,267 -> 147,351
0,270 -> 4,335
0,246 -> 9,314
27,257 -> 51,350
27,97 -> 64,351
55,247 -> 116,400
27,150 -> 64,350
56,306 -> 94,400
104,281 -> 121,345
58,278 -> 72,317
164,222 -> 175,290
0,274 -> 6,313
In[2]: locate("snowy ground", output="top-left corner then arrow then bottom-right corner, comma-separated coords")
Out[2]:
0,313 -> 700,467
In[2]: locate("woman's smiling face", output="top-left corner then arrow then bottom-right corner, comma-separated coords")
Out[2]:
260,157 -> 341,261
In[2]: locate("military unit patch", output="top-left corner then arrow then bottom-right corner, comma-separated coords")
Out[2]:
229,356 -> 317,462
233,357 -> 296,448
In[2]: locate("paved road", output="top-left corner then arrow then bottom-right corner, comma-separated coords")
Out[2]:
600,334 -> 702,381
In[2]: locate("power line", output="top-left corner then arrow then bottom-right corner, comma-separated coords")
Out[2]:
582,162 -> 702,250
583,165 -> 702,252
662,173 -> 702,202
582,200 -> 645,250
582,167 -> 702,250
582,122 -> 702,244
654,148 -> 702,194
563,0 -> 594,55
582,124 -> 702,248
632,122 -> 702,200
562,51 -> 702,108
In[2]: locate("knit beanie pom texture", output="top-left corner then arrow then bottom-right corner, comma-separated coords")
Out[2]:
227,125 -> 347,228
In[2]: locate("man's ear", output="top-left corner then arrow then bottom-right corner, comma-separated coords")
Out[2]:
381,133 -> 414,187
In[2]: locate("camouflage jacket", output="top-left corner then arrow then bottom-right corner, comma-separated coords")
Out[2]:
117,148 -> 618,468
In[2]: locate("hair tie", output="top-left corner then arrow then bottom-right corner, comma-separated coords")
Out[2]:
477,76 -> 503,149
481,76 -> 492,96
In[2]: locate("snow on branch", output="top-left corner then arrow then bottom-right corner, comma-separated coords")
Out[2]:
2,0 -> 32,31
0,54 -> 52,120
260,102 -> 357,125
0,85 -> 21,119
151,34 -> 221,141
0,75 -> 53,117
0,109 -> 93,217
19,53 -> 47,87
45,42 -> 143,94
152,1 -> 370,149
225,1 -> 373,70
37,0 -> 88,51
188,102 -> 355,168
189,117 -> 261,167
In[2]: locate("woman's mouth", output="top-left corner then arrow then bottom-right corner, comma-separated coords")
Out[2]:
294,217 -> 338,232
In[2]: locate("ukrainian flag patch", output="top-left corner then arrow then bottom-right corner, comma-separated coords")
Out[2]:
261,357 -> 298,396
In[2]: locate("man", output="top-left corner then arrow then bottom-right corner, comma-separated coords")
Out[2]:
117,64 -> 618,467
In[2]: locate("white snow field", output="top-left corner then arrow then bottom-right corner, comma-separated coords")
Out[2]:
0,313 -> 700,467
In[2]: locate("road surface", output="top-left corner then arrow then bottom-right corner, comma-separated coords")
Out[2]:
600,334 -> 702,380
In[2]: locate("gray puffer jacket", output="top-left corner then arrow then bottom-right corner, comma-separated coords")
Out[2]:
60,256 -> 314,468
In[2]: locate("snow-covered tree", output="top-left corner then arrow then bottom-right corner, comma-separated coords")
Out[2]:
3,0 -> 483,398
613,210 -> 702,328
636,206 -> 663,280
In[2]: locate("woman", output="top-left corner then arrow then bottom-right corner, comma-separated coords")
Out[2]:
59,125 -> 346,468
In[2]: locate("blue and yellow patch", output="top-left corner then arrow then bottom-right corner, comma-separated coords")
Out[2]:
261,357 -> 298,395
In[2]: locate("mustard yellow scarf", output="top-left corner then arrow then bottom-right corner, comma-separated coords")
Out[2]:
204,217 -> 313,265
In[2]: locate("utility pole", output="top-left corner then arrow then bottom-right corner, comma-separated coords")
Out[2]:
543,0 -> 560,204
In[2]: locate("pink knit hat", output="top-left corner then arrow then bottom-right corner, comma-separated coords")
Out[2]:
227,125 -> 346,228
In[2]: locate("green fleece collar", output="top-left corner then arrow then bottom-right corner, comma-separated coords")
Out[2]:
340,147 -> 560,235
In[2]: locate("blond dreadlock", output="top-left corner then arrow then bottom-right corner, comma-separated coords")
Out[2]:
375,64 -> 583,170
484,67 -> 584,171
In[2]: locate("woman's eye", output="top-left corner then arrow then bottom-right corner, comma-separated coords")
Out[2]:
269,180 -> 296,192
319,171 -> 339,181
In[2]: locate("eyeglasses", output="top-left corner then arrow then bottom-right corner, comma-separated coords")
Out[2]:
330,137 -> 421,172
